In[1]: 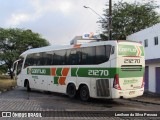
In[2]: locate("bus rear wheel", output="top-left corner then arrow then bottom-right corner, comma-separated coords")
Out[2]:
67,83 -> 76,98
80,85 -> 90,101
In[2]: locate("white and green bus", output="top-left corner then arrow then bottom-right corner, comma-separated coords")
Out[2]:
13,40 -> 145,101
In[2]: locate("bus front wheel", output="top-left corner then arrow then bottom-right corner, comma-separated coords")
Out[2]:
80,85 -> 90,101
26,81 -> 31,92
67,83 -> 76,98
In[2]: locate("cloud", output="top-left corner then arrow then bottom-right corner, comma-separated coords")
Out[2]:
6,0 -> 74,26
3,0 -> 107,45
59,1 -> 72,14
30,0 -> 73,16
6,13 -> 30,26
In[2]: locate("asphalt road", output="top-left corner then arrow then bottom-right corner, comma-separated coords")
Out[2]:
0,87 -> 160,120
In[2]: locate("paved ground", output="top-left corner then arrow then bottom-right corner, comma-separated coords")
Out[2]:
0,87 -> 160,120
130,91 -> 160,105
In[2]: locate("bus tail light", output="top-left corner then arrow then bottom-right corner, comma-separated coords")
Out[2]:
113,74 -> 121,90
141,77 -> 145,88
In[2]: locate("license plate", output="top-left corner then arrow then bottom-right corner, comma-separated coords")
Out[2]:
129,91 -> 135,95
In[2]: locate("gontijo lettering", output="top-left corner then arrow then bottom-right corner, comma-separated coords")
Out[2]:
119,48 -> 137,53
28,68 -> 51,75
32,69 -> 46,74
118,44 -> 144,56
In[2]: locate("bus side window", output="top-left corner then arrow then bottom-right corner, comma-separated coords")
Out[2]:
34,53 -> 41,66
24,53 -> 35,68
96,45 -> 106,64
81,47 -> 96,65
24,55 -> 31,68
45,52 -> 53,65
53,50 -> 66,65
70,50 -> 77,65
77,49 -> 82,64
96,45 -> 111,64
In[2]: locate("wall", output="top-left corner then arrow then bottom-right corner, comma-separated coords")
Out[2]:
127,23 -> 160,60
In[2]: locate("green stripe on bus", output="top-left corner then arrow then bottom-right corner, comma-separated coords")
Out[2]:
71,67 -> 144,78
71,68 -> 117,78
71,68 -> 78,76
118,68 -> 145,78
54,77 -> 59,84
27,67 -> 144,78
118,45 -> 144,56
139,46 -> 144,56
56,68 -> 62,76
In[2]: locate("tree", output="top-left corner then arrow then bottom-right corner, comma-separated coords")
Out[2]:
0,64 -> 7,75
101,0 -> 160,40
0,28 -> 50,79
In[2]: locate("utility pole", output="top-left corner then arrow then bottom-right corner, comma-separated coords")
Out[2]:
108,0 -> 112,40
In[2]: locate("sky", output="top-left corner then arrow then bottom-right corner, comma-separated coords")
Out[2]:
0,0 -> 160,45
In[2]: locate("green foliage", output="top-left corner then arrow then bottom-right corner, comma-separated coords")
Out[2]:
99,34 -> 108,40
0,64 -> 7,75
0,28 -> 50,76
101,1 -> 160,40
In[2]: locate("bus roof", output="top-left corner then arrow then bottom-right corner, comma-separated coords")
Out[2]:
20,40 -> 141,57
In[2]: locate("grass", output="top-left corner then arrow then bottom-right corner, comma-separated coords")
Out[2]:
0,75 -> 17,91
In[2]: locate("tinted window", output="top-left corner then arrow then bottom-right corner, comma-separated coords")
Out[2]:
53,50 -> 66,65
43,52 -> 53,65
66,49 -> 82,65
23,45 -> 111,66
96,46 -> 106,64
34,53 -> 42,66
24,53 -> 35,68
81,47 -> 96,64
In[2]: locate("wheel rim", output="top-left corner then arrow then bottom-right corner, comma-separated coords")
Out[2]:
67,84 -> 76,98
81,89 -> 87,97
80,86 -> 89,101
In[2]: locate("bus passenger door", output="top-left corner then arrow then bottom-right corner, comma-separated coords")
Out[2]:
13,61 -> 18,80
13,59 -> 24,86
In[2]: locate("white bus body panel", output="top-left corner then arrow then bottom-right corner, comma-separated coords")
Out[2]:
15,40 -> 144,99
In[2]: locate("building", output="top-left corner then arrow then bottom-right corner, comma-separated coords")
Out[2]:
127,23 -> 160,94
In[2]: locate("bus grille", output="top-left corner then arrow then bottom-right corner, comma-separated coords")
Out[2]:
96,79 -> 110,97
121,65 -> 142,71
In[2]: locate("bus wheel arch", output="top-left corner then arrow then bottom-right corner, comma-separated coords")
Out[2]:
24,79 -> 31,92
78,84 -> 90,101
67,83 -> 76,98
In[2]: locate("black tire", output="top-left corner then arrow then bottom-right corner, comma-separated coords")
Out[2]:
80,85 -> 90,101
26,81 -> 31,92
67,84 -> 76,98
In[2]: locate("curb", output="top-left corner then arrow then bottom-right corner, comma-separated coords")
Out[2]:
129,98 -> 160,105
2,89 -> 7,92
0,86 -> 16,94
